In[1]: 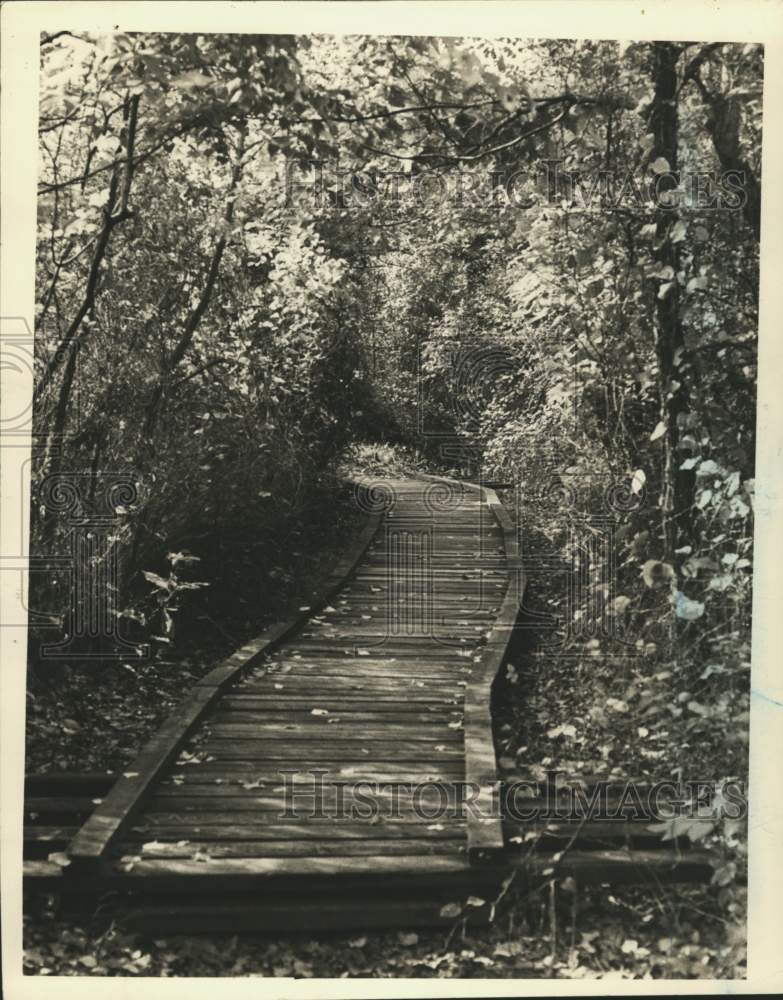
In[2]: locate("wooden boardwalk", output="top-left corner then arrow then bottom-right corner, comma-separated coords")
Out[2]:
56,476 -> 521,923
118,477 -> 507,864
33,475 -> 713,931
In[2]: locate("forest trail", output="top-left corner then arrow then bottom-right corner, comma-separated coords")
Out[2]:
109,477 -> 509,868
47,477 -> 518,927
26,477 -> 715,931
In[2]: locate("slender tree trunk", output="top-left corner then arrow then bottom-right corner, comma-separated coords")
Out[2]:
649,42 -> 695,562
40,339 -> 79,547
35,95 -> 140,403
127,125 -> 247,582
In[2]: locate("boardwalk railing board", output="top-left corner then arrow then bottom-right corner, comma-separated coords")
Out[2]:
417,474 -> 526,861
66,485 -> 384,877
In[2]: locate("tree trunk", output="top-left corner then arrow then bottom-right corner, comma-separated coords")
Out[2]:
649,42 -> 695,562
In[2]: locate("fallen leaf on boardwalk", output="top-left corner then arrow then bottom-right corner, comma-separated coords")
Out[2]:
240,779 -> 264,790
122,772 -> 140,779
434,745 -> 448,752
439,902 -> 462,918
466,896 -> 485,907
47,852 -> 71,868
427,823 -> 445,831
357,649 -> 370,656
311,708 -> 329,716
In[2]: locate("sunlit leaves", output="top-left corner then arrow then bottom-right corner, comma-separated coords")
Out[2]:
673,590 -> 705,621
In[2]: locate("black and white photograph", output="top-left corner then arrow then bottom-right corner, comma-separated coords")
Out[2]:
1,0 -> 782,992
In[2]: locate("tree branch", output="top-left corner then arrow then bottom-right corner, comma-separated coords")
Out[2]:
142,125 -> 247,436
360,106 -> 570,165
683,45 -> 761,241
34,95 -> 140,403
171,357 -> 237,387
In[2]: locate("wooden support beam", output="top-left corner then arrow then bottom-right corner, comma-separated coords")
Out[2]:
416,473 -> 526,862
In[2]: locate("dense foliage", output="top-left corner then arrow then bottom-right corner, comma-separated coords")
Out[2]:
29,31 -> 760,978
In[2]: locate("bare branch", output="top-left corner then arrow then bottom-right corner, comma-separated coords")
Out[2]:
34,94 -> 140,402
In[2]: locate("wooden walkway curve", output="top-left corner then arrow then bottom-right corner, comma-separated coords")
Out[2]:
61,475 -> 523,926
40,475 -> 714,931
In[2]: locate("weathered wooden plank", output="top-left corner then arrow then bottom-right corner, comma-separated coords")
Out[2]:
112,854 -> 475,879
158,763 -> 466,782
130,818 -> 466,837
266,655 -> 472,667
150,782 -> 468,805
296,627 -> 490,641
198,743 -> 464,761
128,838 -> 466,858
237,676 -> 469,692
263,661 -> 471,677
263,647 -> 478,662
211,709 -> 461,724
220,696 -> 461,711
206,723 -> 463,740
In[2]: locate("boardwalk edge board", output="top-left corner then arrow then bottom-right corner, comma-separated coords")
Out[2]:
416,473 -> 526,862
65,480 -> 384,877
